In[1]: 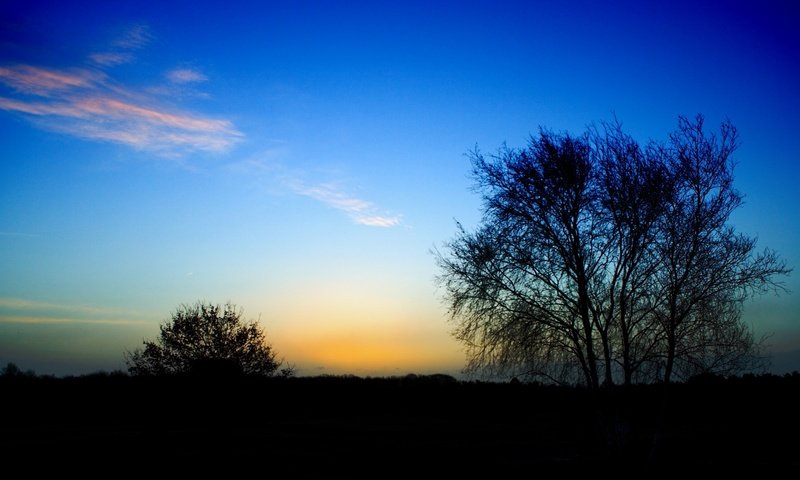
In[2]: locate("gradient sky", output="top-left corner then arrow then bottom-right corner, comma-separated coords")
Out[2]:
1,0 -> 798,377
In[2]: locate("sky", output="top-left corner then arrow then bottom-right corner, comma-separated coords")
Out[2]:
1,0 -> 798,377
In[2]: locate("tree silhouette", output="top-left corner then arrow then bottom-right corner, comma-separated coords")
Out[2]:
1,362 -> 35,377
435,115 -> 789,386
652,116 -> 787,383
126,301 -> 286,376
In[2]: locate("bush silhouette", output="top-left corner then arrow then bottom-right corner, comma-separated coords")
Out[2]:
126,301 -> 287,377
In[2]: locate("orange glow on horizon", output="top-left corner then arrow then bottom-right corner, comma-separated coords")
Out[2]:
251,276 -> 464,376
275,327 -> 463,376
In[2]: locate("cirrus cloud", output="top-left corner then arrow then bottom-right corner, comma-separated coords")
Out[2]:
88,52 -> 134,67
0,63 -> 242,155
0,297 -> 146,326
0,65 -> 101,96
229,153 -> 404,228
294,182 -> 402,228
88,25 -> 152,68
167,68 -> 208,84
114,24 -> 153,50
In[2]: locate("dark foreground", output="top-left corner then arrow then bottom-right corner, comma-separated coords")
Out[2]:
2,373 -> 799,476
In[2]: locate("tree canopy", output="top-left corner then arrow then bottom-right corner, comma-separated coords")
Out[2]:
435,115 -> 790,387
126,301 -> 287,377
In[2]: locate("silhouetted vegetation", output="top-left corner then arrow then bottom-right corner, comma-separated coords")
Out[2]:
125,301 -> 291,377
1,362 -> 36,378
1,371 -> 798,473
435,115 -> 790,387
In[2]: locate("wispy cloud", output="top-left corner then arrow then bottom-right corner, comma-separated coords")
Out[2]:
0,315 -> 146,326
0,24 -> 241,156
0,65 -> 101,96
294,182 -> 402,227
0,62 -> 242,155
0,298 -> 146,326
0,297 -> 130,316
89,25 -> 152,68
88,52 -> 134,67
114,24 -> 153,50
230,151 -> 403,228
167,68 -> 207,84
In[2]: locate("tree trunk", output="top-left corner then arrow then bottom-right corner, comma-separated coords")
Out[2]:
577,276 -> 599,389
601,331 -> 614,386
664,329 -> 676,384
619,299 -> 633,386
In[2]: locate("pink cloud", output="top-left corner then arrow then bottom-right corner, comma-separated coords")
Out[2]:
0,63 -> 242,155
74,97 -> 235,133
0,65 -> 100,96
56,123 -> 238,153
0,97 -> 85,116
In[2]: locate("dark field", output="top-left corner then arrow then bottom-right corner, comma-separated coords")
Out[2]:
2,373 -> 799,476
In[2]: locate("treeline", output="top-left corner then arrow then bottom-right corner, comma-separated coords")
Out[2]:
2,368 -> 799,472
5,359 -> 799,385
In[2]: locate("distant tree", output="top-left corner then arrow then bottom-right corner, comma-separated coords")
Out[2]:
126,301 -> 289,377
435,115 -> 789,387
1,362 -> 36,377
1,362 -> 20,376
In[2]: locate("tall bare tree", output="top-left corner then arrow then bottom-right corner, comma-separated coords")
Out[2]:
437,131 -> 607,388
654,116 -> 788,383
436,115 -> 789,386
592,121 -> 670,385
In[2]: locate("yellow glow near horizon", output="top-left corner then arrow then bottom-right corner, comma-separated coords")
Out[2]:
248,277 -> 464,376
279,329 -> 463,375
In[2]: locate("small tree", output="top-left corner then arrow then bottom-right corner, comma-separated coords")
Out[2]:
126,301 -> 287,377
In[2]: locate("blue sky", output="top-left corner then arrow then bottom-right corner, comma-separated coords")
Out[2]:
1,0 -> 798,376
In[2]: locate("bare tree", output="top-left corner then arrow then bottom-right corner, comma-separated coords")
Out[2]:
126,301 -> 288,377
591,121 -> 670,385
671,291 -> 767,380
437,131 -> 607,387
435,115 -> 789,387
654,116 -> 788,383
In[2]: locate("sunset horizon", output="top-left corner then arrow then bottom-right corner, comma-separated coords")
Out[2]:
1,0 -> 798,378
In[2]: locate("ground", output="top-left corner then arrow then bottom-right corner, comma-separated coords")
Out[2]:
2,373 -> 798,476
